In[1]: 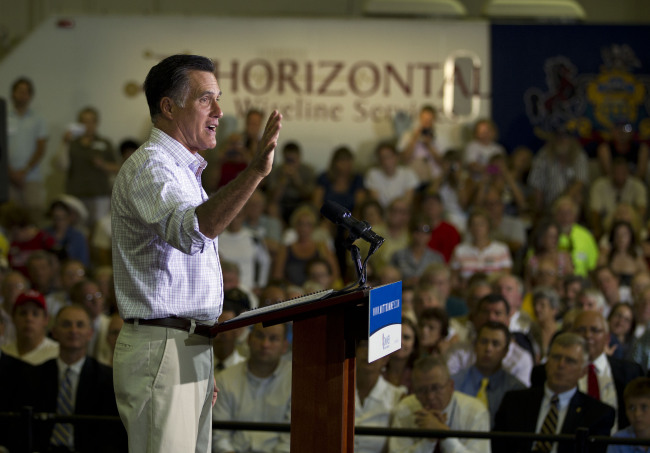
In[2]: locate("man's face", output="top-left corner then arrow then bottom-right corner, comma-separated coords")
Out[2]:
475,328 -> 508,374
419,318 -> 442,348
496,276 -> 522,312
545,343 -> 586,394
11,82 -> 32,109
52,307 -> 93,353
596,269 -> 619,299
245,112 -> 263,138
27,257 -> 54,291
1,272 -> 27,309
79,282 -> 104,320
248,324 -> 288,366
412,366 -> 453,411
626,396 -> 650,437
171,70 -> 223,153
573,311 -> 609,361
13,302 -> 48,344
473,301 -> 509,330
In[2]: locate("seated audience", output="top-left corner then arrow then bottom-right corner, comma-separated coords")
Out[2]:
452,321 -> 526,428
0,202 -> 56,277
594,265 -> 633,312
218,209 -> 271,294
607,377 -> 650,453
213,300 -> 247,374
607,302 -> 635,361
384,316 -> 419,392
480,186 -> 527,255
272,204 -> 339,288
312,146 -> 366,278
33,304 -> 125,453
419,190 -> 461,263
418,307 -> 450,357
597,122 -> 649,181
554,196 -> 599,277
212,323 -> 291,453
389,213 -> 444,286
450,209 -> 512,288
365,141 -> 418,209
267,141 -> 316,224
532,310 -> 643,429
463,118 -> 505,180
446,293 -> 533,386
419,262 -> 468,318
1,290 -> 58,365
528,127 -> 589,215
44,198 -> 90,267
525,218 -> 574,290
355,340 -> 406,453
70,278 -> 111,365
530,286 -> 562,362
493,333 -> 615,453
599,220 -> 648,287
590,157 -> 647,241
389,356 -> 490,453
0,270 -> 29,346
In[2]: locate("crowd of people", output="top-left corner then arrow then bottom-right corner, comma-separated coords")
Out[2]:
2,73 -> 650,453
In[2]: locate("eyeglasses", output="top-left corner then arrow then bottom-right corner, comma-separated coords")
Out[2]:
84,292 -> 103,301
413,225 -> 431,233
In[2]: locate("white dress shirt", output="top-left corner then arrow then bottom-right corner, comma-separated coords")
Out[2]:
389,391 -> 491,453
355,375 -> 406,453
578,352 -> 617,430
213,359 -> 292,453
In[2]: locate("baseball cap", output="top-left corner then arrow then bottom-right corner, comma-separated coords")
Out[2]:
13,290 -> 47,315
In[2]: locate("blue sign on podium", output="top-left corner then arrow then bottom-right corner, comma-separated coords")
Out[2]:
368,281 -> 402,362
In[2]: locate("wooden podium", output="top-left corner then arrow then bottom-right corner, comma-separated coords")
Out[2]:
210,288 -> 370,453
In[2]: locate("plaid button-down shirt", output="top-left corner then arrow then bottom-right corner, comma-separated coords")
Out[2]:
111,127 -> 222,322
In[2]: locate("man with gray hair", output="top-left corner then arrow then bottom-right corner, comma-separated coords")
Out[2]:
533,310 -> 643,429
493,332 -> 615,453
111,54 -> 282,452
390,356 -> 490,452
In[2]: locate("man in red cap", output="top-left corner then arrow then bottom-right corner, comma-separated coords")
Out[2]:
0,289 -> 58,364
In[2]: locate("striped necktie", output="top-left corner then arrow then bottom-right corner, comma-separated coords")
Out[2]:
535,394 -> 559,453
51,367 -> 74,447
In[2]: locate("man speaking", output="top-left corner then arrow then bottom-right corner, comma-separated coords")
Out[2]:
111,54 -> 282,452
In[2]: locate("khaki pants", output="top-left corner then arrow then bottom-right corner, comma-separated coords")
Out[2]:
113,322 -> 213,453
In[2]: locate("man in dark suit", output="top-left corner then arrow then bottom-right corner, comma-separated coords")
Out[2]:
0,350 -> 38,451
531,310 -> 643,429
33,304 -> 126,453
493,332 -> 615,453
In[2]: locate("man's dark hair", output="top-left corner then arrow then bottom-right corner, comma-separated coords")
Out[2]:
477,320 -> 511,347
12,77 -> 34,96
143,54 -> 215,121
476,293 -> 510,315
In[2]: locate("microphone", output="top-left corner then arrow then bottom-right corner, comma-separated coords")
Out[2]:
320,200 -> 384,248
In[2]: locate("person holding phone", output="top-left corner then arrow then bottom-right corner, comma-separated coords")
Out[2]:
397,105 -> 443,185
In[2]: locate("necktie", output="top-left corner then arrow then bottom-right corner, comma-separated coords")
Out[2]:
475,377 -> 489,408
587,363 -> 600,400
535,394 -> 559,453
51,367 -> 74,447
